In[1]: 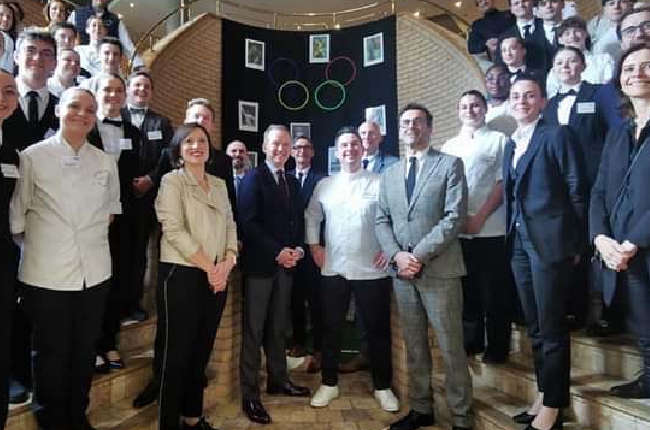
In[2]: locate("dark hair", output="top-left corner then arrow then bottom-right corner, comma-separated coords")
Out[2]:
486,63 -> 508,75
615,44 -> 650,118
100,36 -> 123,55
127,70 -> 154,90
459,90 -> 488,108
556,17 -> 592,50
85,14 -> 106,29
98,73 -> 126,90
553,45 -> 587,65
170,123 -> 212,168
501,35 -> 526,50
50,21 -> 77,38
399,103 -> 433,128
187,97 -> 215,119
293,134 -> 312,146
16,29 -> 57,57
512,73 -> 546,96
43,0 -> 71,23
0,1 -> 23,39
334,126 -> 361,145
617,5 -> 650,40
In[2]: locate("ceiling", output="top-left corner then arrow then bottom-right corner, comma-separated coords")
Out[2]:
109,0 -> 511,39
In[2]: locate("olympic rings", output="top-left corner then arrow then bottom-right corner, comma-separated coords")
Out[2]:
314,80 -> 346,111
278,80 -> 310,111
325,56 -> 357,86
267,57 -> 300,87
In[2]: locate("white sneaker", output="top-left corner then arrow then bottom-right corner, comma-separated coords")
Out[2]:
310,385 -> 340,407
374,389 -> 400,412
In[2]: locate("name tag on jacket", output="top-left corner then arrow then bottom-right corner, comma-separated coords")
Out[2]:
577,102 -> 595,114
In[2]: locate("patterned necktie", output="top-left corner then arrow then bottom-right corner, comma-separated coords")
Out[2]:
406,157 -> 417,203
27,91 -> 39,127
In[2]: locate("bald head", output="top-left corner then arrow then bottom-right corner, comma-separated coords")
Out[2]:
358,121 -> 382,157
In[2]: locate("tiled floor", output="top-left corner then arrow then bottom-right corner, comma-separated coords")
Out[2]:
202,363 -> 442,430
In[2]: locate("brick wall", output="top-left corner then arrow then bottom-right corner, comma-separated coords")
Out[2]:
20,0 -> 47,29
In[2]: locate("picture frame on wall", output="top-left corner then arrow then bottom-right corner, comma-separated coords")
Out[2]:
290,122 -> 311,140
365,104 -> 387,135
238,101 -> 259,132
363,32 -> 384,67
328,146 -> 341,175
309,34 -> 330,63
247,151 -> 258,169
245,38 -> 265,70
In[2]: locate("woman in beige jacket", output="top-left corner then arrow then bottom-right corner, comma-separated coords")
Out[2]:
154,123 -> 237,430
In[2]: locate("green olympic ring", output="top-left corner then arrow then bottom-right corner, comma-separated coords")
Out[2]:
314,79 -> 346,111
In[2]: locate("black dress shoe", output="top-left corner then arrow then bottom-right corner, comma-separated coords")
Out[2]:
512,411 -> 535,424
390,410 -> 435,430
482,353 -> 508,365
70,417 -> 96,430
267,380 -> 310,397
8,390 -> 29,405
452,427 -> 472,430
521,413 -> 564,430
95,356 -> 111,375
586,320 -> 621,337
611,377 -> 650,399
242,398 -> 271,424
132,380 -> 159,408
181,417 -> 218,430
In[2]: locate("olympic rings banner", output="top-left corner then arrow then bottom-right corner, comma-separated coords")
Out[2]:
222,16 -> 398,174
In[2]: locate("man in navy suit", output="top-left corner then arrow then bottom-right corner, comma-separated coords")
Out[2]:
496,0 -> 553,71
360,121 -> 398,174
287,135 -> 325,372
238,125 -> 310,424
505,76 -> 586,430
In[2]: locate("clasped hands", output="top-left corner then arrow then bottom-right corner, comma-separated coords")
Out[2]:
394,251 -> 423,279
206,259 -> 234,293
594,235 -> 638,272
276,247 -> 303,269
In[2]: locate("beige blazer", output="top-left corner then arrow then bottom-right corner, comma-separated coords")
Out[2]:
155,168 -> 237,267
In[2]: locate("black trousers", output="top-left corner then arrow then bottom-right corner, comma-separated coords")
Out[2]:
10,292 -> 31,393
320,275 -> 392,389
98,214 -> 137,353
460,237 -> 512,359
511,230 -> 571,408
130,198 -> 157,312
23,282 -> 109,430
290,250 -> 323,352
0,250 -> 16,429
157,263 -> 226,430
240,269 -> 292,400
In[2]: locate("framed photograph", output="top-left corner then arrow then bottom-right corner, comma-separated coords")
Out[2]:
309,34 -> 330,63
363,32 -> 384,67
245,38 -> 265,71
247,151 -> 258,169
238,101 -> 259,132
328,146 -> 341,175
365,104 -> 387,135
290,122 -> 311,140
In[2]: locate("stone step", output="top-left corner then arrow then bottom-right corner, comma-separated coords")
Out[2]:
469,354 -> 650,430
433,373 -> 592,430
120,318 -> 157,354
6,350 -> 153,430
511,325 -> 641,381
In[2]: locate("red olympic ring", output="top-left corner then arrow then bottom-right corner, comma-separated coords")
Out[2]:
325,56 -> 357,87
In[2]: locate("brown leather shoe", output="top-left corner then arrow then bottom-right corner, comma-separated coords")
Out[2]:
339,354 -> 369,373
307,352 -> 321,373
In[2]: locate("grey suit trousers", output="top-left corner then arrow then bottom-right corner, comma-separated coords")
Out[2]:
240,269 -> 293,399
393,276 -> 473,428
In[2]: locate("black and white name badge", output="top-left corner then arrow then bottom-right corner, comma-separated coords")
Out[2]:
577,102 -> 595,114
61,155 -> 81,168
119,138 -> 133,150
0,163 -> 19,178
147,130 -> 163,140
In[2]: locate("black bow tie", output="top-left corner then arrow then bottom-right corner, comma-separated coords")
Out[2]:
130,107 -> 146,115
558,89 -> 578,99
102,118 -> 123,127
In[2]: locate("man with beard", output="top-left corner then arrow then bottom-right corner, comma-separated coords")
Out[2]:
226,139 -> 250,198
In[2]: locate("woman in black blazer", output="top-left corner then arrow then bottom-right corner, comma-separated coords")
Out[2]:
591,44 -> 650,399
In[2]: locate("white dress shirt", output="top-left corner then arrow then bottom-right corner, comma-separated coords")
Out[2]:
0,32 -> 14,75
97,115 -> 126,162
294,167 -> 310,187
10,134 -> 121,290
68,11 -> 144,70
512,118 -> 540,167
305,169 -> 385,280
75,44 -> 102,76
363,153 -> 377,171
443,126 -> 507,238
543,23 -> 558,44
556,83 -> 581,125
404,148 -> 427,181
127,104 -> 147,130
517,19 -> 536,38
17,78 -> 50,121
545,51 -> 614,98
47,76 -> 74,98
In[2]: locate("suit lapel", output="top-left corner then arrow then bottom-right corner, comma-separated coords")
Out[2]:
568,83 -> 596,125
514,122 -> 544,183
545,97 -> 559,125
408,149 -> 441,212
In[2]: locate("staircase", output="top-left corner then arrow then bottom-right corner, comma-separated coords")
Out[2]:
431,325 -> 650,430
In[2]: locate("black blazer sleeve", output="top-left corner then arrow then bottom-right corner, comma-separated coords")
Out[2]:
589,129 -> 614,242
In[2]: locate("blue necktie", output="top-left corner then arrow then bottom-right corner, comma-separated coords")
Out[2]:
362,159 -> 369,170
298,172 -> 304,188
406,156 -> 417,203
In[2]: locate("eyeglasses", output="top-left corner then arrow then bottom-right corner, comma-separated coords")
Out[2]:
621,21 -> 650,38
399,117 -> 426,128
293,145 -> 312,151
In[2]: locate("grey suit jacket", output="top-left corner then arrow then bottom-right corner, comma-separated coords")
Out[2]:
371,150 -> 399,174
376,148 -> 467,280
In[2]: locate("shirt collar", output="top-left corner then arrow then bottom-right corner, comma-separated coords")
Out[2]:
460,125 -> 488,139
296,166 -> 310,176
513,118 -> 540,142
56,132 -> 89,154
407,148 -> 428,160
559,82 -> 581,94
17,77 -> 48,99
97,113 -> 123,122
265,160 -> 284,174
508,65 -> 526,74
339,166 -> 365,178
127,104 -> 148,113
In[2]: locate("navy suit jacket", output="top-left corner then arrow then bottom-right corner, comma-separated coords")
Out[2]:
288,169 -> 325,209
0,136 -> 19,265
595,80 -> 625,130
238,163 -> 304,276
497,18 -> 553,71
543,82 -> 609,189
590,121 -> 650,303
504,120 -> 587,263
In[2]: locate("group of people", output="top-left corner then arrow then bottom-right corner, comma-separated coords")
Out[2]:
1,1 -> 650,430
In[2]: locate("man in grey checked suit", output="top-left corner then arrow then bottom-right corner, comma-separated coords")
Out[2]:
376,103 -> 473,430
